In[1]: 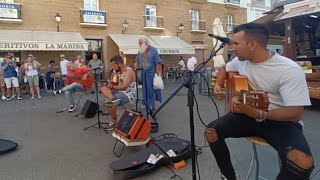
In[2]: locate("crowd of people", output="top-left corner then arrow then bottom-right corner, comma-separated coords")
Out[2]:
0,53 -> 41,100
0,52 -> 104,101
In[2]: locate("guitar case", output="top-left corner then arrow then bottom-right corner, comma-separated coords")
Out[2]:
109,137 -> 191,179
0,139 -> 18,154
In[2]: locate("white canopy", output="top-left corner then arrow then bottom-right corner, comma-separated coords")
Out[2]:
109,34 -> 195,55
0,30 -> 88,51
212,18 -> 227,68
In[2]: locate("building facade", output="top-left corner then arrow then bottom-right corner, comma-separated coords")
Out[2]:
0,0 -> 247,75
247,0 -> 272,22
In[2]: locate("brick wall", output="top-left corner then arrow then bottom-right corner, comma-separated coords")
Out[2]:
1,0 -> 247,75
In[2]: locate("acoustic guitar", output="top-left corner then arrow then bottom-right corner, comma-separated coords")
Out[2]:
66,68 -> 94,90
226,72 -> 270,113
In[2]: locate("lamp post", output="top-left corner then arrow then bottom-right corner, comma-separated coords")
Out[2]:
54,13 -> 62,32
122,20 -> 129,34
176,23 -> 184,36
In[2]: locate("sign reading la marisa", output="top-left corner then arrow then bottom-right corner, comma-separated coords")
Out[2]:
0,42 -> 88,51
82,10 -> 106,24
0,3 -> 19,19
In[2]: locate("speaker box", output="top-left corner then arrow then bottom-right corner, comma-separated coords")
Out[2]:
114,110 -> 151,140
80,100 -> 98,118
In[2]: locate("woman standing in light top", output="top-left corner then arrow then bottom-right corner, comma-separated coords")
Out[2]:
24,55 -> 41,99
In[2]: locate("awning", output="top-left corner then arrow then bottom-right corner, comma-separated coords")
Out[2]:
108,34 -> 195,55
252,9 -> 283,24
0,30 -> 88,51
274,0 -> 320,21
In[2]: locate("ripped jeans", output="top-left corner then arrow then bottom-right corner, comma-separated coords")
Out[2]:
206,113 -> 314,180
61,82 -> 83,106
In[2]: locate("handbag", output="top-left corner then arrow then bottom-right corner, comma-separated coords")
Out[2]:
23,76 -> 28,83
8,64 -> 18,77
153,73 -> 164,90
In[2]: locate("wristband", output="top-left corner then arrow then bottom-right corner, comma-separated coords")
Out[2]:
256,110 -> 266,123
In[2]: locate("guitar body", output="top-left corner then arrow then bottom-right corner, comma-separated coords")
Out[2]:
67,68 -> 94,90
226,72 -> 249,112
81,75 -> 94,89
226,72 -> 269,113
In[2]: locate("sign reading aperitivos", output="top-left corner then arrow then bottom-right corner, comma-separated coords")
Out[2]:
0,42 -> 88,51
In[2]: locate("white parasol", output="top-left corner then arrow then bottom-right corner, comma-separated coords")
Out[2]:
212,18 -> 226,68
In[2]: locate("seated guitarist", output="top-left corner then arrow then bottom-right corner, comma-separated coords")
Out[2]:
101,55 -> 136,126
206,23 -> 314,180
53,62 -> 93,112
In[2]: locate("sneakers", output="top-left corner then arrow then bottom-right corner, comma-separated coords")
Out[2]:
53,90 -> 62,96
38,96 -> 42,99
68,105 -> 76,112
6,96 -> 11,101
1,96 -> 6,100
220,174 -> 240,180
17,96 -> 22,100
11,94 -> 15,99
103,99 -> 121,107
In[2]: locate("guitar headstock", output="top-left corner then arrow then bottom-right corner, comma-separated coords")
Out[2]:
240,90 -> 270,111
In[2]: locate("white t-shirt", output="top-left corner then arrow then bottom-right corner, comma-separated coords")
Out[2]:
178,60 -> 186,70
60,59 -> 69,75
187,56 -> 197,71
226,53 -> 311,111
24,63 -> 39,76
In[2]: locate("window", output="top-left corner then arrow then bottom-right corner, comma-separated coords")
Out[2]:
225,0 -> 240,5
145,5 -> 157,27
189,9 -> 200,30
255,0 -> 265,4
227,15 -> 233,32
254,8 -> 267,19
0,0 -> 15,2
83,0 -> 98,10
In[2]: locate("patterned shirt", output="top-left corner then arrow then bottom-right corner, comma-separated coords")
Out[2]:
119,67 -> 136,103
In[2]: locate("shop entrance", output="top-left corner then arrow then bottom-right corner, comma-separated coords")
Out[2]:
84,39 -> 103,63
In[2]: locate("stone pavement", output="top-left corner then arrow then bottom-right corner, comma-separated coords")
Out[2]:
0,79 -> 319,180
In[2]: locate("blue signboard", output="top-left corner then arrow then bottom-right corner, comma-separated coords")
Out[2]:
0,3 -> 19,19
82,10 -> 106,24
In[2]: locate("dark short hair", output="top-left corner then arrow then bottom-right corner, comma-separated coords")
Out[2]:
50,60 -> 55,64
110,55 -> 124,64
233,23 -> 270,48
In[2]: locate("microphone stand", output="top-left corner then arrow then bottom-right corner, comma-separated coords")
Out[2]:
83,68 -> 109,133
151,42 -> 228,180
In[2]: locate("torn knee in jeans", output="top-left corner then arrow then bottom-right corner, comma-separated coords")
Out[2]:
287,149 -> 314,171
205,128 -> 219,143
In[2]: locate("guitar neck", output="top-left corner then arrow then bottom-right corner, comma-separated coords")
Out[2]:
226,72 -> 269,112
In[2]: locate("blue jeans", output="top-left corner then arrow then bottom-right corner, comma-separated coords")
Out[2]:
61,82 -> 83,106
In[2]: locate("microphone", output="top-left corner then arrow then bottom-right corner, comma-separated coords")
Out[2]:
208,34 -> 234,44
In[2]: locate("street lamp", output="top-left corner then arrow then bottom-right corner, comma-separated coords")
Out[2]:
176,23 -> 184,36
122,20 -> 129,34
54,13 -> 62,32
